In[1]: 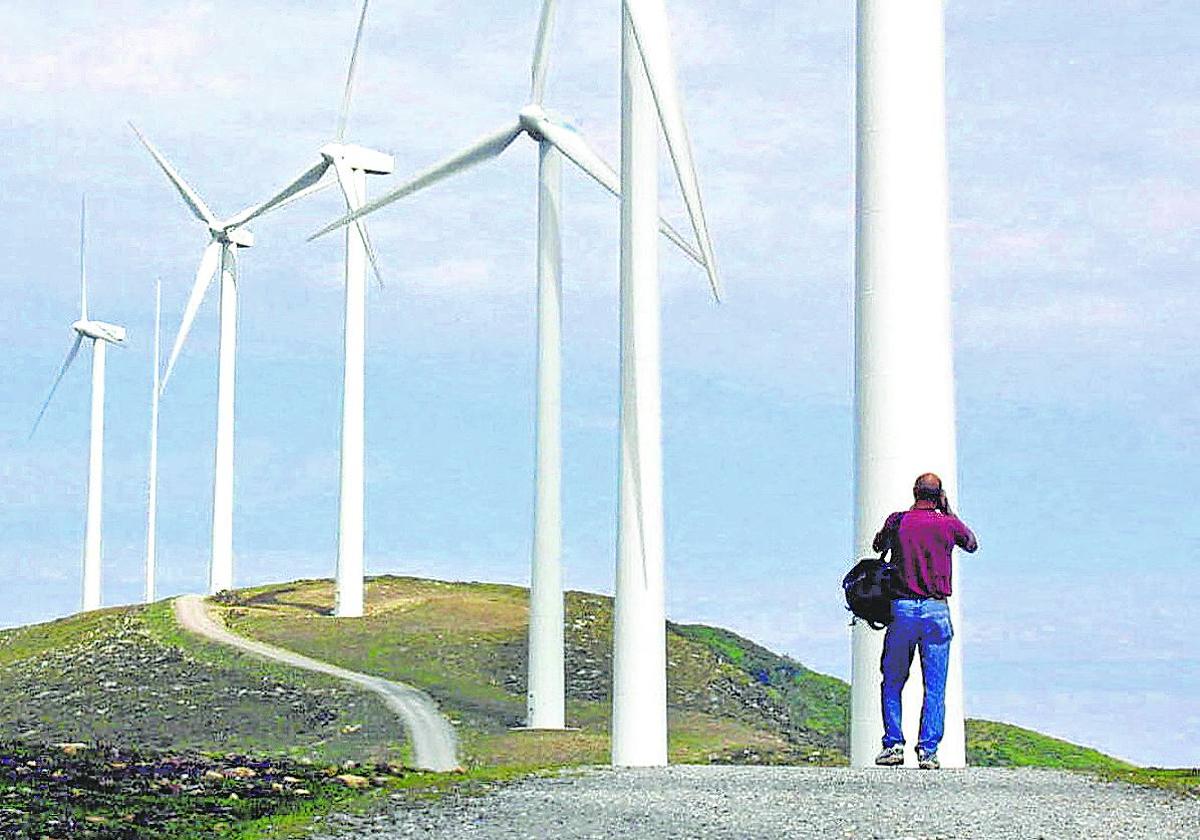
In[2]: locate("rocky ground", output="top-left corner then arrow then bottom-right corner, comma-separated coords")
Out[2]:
310,765 -> 1200,840
0,741 -> 412,839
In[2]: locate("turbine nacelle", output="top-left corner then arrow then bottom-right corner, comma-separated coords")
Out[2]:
212,226 -> 255,248
320,142 -> 395,175
72,319 -> 127,345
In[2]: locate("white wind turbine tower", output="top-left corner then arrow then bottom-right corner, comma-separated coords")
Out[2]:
31,198 -> 128,613
130,125 -> 322,595
611,0 -> 720,767
851,0 -> 965,768
250,0 -> 393,619
145,279 -> 162,604
311,0 -> 716,731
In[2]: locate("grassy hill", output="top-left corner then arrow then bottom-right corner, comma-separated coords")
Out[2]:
1,574 -> 1169,837
210,575 -> 1132,772
0,575 -> 1135,775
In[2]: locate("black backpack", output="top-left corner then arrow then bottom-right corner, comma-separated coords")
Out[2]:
842,514 -> 904,630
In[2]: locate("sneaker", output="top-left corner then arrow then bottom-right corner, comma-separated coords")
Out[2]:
874,745 -> 904,766
917,750 -> 940,770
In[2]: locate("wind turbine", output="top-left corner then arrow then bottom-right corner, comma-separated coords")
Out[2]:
129,123 -> 317,595
31,197 -> 127,613
610,0 -> 720,767
851,0 -> 965,769
250,0 -> 393,619
145,279 -> 161,604
311,0 -> 715,731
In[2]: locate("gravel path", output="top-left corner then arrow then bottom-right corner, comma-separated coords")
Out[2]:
173,595 -> 459,771
312,765 -> 1198,839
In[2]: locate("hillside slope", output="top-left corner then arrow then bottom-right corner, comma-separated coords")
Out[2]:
0,601 -> 406,765
0,575 -> 1129,773
216,575 -> 1129,771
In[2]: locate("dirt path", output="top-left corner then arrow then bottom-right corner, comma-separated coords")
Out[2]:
173,595 -> 459,772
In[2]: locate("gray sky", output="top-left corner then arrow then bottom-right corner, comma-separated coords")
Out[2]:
1,1 -> 1197,766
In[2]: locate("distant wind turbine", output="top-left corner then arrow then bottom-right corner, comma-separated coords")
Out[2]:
311,0 -> 715,732
129,123 -> 320,595
31,197 -> 128,613
248,0 -> 393,619
611,0 -> 721,768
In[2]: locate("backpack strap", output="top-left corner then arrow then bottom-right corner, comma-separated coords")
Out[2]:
883,511 -> 907,599
881,511 -> 905,561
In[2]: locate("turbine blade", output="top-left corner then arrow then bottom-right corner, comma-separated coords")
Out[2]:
336,0 -> 371,141
530,0 -> 560,104
161,240 -> 221,391
332,157 -> 386,288
537,119 -> 706,270
266,170 -> 340,217
223,159 -> 331,229
623,1 -> 721,301
79,195 -> 88,320
309,121 -> 523,240
30,334 -> 84,438
358,219 -> 384,289
128,122 -> 218,227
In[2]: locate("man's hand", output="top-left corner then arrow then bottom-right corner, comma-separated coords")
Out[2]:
937,490 -> 954,516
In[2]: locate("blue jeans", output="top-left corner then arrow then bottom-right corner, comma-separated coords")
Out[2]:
880,598 -> 953,755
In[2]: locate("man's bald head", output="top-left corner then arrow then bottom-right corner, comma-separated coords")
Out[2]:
913,473 -> 943,502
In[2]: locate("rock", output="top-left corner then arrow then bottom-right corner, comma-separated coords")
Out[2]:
223,767 -> 257,779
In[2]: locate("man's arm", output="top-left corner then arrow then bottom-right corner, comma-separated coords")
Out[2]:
872,513 -> 898,553
952,517 -> 978,553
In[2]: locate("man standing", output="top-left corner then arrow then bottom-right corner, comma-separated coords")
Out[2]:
873,473 -> 978,770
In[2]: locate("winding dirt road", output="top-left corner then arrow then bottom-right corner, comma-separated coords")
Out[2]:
173,594 -> 459,772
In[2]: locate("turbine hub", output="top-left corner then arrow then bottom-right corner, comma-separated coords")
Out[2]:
518,104 -> 546,140
213,227 -> 255,248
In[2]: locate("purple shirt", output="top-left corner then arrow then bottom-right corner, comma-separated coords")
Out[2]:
873,502 -> 978,599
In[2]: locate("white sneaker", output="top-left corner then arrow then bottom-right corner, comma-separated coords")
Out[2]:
874,745 -> 904,766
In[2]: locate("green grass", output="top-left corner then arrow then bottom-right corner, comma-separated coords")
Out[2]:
218,577 -> 848,768
677,625 -> 747,664
1099,767 -> 1200,797
672,623 -> 851,738
965,719 -> 1133,771
0,606 -> 127,666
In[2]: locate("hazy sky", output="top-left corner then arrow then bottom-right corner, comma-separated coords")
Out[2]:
1,1 -> 1196,767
